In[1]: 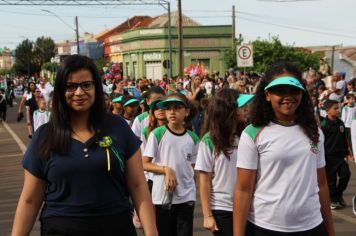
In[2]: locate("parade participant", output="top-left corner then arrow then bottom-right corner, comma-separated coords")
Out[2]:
122,97 -> 140,126
195,89 -> 244,236
103,92 -> 111,113
17,81 -> 36,122
12,55 -> 157,236
321,99 -> 351,209
141,98 -> 167,159
24,88 -> 42,138
237,94 -> 254,124
131,86 -> 165,138
33,97 -> 50,132
143,93 -> 199,236
133,97 -> 167,229
0,88 -> 6,122
233,62 -> 335,236
341,93 -> 356,156
112,95 -> 124,116
110,77 -> 128,99
188,75 -> 206,102
37,76 -> 53,104
352,113 -> 356,162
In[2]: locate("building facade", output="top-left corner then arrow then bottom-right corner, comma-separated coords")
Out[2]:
121,25 -> 233,80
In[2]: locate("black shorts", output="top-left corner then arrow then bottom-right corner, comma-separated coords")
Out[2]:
41,212 -> 136,236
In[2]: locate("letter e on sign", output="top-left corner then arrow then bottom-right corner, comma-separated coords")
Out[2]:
237,45 -> 254,68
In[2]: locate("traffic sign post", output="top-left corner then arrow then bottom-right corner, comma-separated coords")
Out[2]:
237,45 -> 254,68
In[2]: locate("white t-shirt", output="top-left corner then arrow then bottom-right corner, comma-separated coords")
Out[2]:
140,126 -> 154,181
351,118 -> 356,160
341,105 -> 356,128
132,112 -> 149,138
37,84 -> 53,104
236,123 -> 325,232
195,133 -> 238,212
33,110 -> 50,132
143,125 -> 199,205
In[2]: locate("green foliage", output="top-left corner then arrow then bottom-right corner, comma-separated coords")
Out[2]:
94,58 -> 107,75
33,36 -> 56,67
13,39 -> 36,75
223,37 -> 320,73
0,68 -> 12,76
13,37 -> 56,76
41,62 -> 57,71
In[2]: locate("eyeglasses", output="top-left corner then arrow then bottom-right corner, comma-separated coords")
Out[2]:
65,81 -> 95,92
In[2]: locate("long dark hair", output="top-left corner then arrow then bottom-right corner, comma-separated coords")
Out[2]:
250,61 -> 319,144
38,55 -> 106,159
201,89 -> 242,158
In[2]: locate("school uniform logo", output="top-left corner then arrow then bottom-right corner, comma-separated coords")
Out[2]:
310,141 -> 319,154
187,153 -> 192,162
339,125 -> 344,133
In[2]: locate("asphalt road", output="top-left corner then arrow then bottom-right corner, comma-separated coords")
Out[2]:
0,99 -> 355,236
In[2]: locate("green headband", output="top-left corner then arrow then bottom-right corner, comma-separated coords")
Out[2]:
264,76 -> 305,91
157,98 -> 188,109
123,98 -> 139,107
112,96 -> 123,103
237,94 -> 254,108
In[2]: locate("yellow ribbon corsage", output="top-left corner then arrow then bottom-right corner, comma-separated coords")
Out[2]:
98,136 -> 124,172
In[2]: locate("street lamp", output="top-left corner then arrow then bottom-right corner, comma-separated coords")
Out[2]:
41,9 -> 80,54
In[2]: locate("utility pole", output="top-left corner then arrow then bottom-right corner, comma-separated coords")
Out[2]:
75,16 -> 80,54
232,5 -> 236,48
177,0 -> 183,77
331,45 -> 335,74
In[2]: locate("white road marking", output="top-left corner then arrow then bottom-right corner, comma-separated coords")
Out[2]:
1,122 -> 26,154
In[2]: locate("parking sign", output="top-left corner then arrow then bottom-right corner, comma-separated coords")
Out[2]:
237,45 -> 253,67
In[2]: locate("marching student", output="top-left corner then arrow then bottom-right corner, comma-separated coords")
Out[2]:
112,95 -> 124,116
195,89 -> 247,236
132,86 -> 165,138
133,97 -> 167,229
122,97 -> 140,126
33,97 -> 50,132
143,93 -> 199,236
140,97 -> 167,166
233,62 -> 335,236
341,93 -> 356,157
321,99 -> 351,209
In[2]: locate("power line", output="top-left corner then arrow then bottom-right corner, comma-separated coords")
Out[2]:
238,16 -> 356,40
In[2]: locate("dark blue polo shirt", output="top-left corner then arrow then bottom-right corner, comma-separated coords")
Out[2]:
23,115 -> 141,219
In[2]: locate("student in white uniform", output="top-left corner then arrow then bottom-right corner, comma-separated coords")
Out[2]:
195,89 -> 249,236
133,98 -> 167,229
33,98 -> 50,132
341,93 -> 356,156
233,62 -> 335,236
143,94 -> 199,236
121,97 -> 139,126
132,86 -> 165,137
352,116 -> 356,163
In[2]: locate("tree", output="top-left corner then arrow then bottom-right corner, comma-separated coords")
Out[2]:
223,37 -> 320,73
33,37 -> 56,69
13,37 -> 56,76
251,37 -> 319,72
13,39 -> 35,76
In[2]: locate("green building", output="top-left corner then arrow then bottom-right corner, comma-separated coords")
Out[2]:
120,14 -> 233,80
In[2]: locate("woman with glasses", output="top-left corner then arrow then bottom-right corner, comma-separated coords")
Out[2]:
12,55 -> 157,236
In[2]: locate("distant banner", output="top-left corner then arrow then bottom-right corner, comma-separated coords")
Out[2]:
14,89 -> 23,97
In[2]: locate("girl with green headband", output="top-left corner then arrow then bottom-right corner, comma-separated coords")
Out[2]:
195,89 -> 246,236
233,62 -> 335,236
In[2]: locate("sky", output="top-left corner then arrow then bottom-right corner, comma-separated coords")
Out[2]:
0,0 -> 355,50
